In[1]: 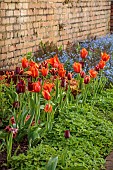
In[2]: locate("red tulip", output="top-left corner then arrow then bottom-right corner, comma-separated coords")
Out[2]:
64,130 -> 70,138
15,67 -> 21,75
61,78 -> 66,87
16,81 -> 25,94
67,72 -> 72,80
80,71 -> 86,78
13,101 -> 20,109
32,82 -> 41,92
95,65 -> 100,71
84,75 -> 90,84
28,82 -> 34,91
80,48 -> 88,59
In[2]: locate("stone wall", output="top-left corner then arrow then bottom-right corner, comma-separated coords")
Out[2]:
0,0 -> 111,69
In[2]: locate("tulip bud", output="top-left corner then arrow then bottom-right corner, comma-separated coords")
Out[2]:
84,75 -> 90,84
28,82 -> 33,91
80,71 -> 86,78
79,61 -> 85,68
67,72 -> 72,80
95,65 -> 100,71
15,67 -> 21,75
61,78 -> 66,87
16,82 -> 25,94
64,130 -> 70,138
13,101 -> 20,109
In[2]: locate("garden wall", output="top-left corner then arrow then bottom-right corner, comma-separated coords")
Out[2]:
111,1 -> 113,32
0,0 -> 111,69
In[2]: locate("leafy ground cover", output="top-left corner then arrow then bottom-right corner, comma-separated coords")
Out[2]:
9,86 -> 113,170
0,37 -> 113,170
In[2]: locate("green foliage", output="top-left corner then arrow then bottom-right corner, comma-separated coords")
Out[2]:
10,88 -> 113,170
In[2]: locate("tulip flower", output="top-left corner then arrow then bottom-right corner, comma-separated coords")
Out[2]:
61,78 -> 66,87
98,60 -> 106,69
67,72 -> 72,80
42,90 -> 51,100
43,83 -> 54,92
29,61 -> 38,68
79,61 -> 85,68
32,81 -> 41,93
73,62 -> 82,73
80,48 -> 88,59
80,71 -> 86,78
29,66 -> 39,78
28,82 -> 34,91
49,68 -> 58,76
47,54 -> 60,68
41,67 -> 49,77
42,60 -> 48,68
101,52 -> 110,62
44,103 -> 52,113
15,67 -> 21,75
84,75 -> 90,84
58,68 -> 66,78
16,81 -> 25,94
10,116 -> 15,125
95,65 -> 100,71
13,101 -> 20,109
89,69 -> 98,78
64,130 -> 70,138
22,57 -> 29,68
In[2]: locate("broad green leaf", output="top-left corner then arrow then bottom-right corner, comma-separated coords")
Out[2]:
46,156 -> 58,170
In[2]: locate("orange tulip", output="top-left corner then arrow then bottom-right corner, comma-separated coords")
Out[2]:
73,62 -> 82,73
44,103 -> 52,113
32,81 -> 41,92
22,57 -> 29,68
41,67 -> 49,77
42,90 -> 51,100
89,69 -> 98,78
29,66 -> 39,78
58,63 -> 64,70
43,83 -> 54,92
48,54 -> 60,68
58,68 -> 66,78
98,60 -> 106,69
80,48 -> 88,59
29,61 -> 38,68
101,52 -> 110,62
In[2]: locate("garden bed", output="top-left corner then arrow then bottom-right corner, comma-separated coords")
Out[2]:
0,35 -> 113,170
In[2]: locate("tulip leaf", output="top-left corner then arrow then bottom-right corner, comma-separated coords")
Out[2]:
46,156 -> 58,170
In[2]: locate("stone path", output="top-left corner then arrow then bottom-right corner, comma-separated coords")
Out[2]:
105,151 -> 113,170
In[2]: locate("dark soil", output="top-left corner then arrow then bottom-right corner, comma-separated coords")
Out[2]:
0,137 -> 28,170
